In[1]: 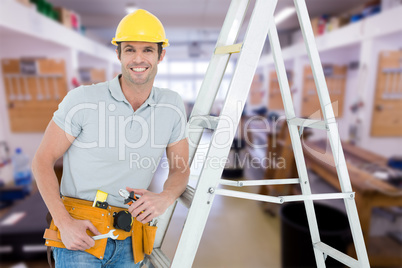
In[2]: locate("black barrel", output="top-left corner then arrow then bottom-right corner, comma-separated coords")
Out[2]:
280,202 -> 352,268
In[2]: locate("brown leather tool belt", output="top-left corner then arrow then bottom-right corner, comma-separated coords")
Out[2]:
43,196 -> 157,264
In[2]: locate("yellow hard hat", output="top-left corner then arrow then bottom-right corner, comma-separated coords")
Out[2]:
111,9 -> 169,47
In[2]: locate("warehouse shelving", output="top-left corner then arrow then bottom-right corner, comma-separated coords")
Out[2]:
0,0 -> 120,169
0,0 -> 118,64
259,5 -> 402,158
260,5 -> 402,65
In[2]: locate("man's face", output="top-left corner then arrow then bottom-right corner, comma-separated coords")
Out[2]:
118,41 -> 165,87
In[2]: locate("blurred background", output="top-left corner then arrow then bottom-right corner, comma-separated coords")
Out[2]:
0,0 -> 402,267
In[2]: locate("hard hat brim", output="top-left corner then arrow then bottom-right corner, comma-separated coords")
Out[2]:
111,36 -> 169,48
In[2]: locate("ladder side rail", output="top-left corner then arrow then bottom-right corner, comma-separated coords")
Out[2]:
314,242 -> 360,268
151,1 -> 251,262
171,0 -> 278,266
293,0 -> 335,122
187,0 -> 250,165
328,122 -> 370,267
294,0 -> 370,266
267,22 -> 326,266
144,248 -> 171,268
142,257 -> 156,268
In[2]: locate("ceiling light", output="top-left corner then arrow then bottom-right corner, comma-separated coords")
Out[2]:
125,4 -> 138,14
275,7 -> 296,25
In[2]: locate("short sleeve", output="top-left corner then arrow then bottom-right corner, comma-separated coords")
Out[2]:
168,94 -> 187,145
52,86 -> 86,137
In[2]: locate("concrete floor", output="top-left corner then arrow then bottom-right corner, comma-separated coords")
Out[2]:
157,188 -> 282,268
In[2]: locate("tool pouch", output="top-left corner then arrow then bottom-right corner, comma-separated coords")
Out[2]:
131,217 -> 157,262
43,197 -> 110,259
43,196 -> 158,264
143,223 -> 157,255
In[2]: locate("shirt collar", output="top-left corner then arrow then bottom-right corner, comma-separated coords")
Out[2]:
144,86 -> 156,107
108,74 -> 156,106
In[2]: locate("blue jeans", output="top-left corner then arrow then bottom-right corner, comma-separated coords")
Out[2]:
53,237 -> 141,268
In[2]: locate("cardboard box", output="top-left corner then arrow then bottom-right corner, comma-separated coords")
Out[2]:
327,16 -> 349,32
54,7 -> 72,29
311,17 -> 319,36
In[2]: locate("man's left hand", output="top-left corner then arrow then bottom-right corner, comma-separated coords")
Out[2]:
126,187 -> 172,224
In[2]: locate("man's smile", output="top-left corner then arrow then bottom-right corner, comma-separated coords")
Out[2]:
130,67 -> 148,73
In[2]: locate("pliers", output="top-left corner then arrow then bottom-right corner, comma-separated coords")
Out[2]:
119,189 -> 157,226
119,189 -> 139,205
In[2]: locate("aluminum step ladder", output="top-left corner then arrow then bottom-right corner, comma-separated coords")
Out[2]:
144,0 -> 370,267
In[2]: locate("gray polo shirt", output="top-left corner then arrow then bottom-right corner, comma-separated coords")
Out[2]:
53,75 -> 187,207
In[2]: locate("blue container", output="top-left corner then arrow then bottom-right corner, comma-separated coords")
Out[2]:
12,148 -> 32,194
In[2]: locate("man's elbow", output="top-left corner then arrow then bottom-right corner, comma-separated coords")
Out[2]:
184,151 -> 190,182
31,151 -> 54,178
31,152 -> 43,179
183,166 -> 190,182
174,167 -> 190,188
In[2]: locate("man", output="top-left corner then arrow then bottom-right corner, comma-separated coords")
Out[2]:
32,9 -> 189,267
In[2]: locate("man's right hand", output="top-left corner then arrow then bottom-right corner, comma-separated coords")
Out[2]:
57,217 -> 101,251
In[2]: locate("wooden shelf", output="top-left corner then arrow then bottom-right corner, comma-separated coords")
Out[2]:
259,5 -> 402,66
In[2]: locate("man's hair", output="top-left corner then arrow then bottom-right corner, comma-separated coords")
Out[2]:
117,42 -> 163,60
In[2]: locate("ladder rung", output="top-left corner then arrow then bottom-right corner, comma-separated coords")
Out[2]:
215,189 -> 354,204
145,248 -> 171,268
219,178 -> 300,187
288,117 -> 326,130
178,185 -> 195,209
280,192 -> 354,203
214,43 -> 243,54
314,242 -> 359,268
188,115 -> 219,130
215,189 -> 283,204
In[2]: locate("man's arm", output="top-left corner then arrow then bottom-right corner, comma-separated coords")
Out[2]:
32,121 -> 100,250
128,138 -> 190,223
